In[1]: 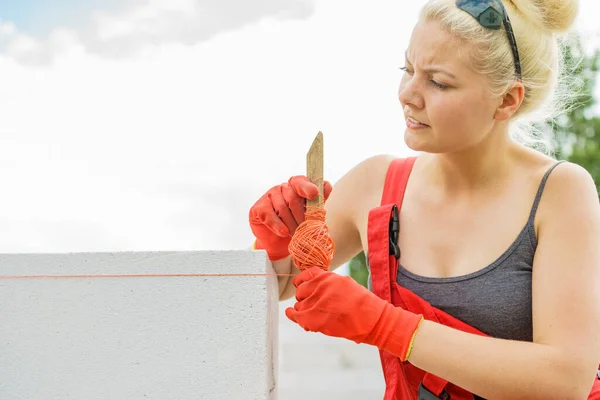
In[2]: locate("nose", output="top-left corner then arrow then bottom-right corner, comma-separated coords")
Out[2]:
398,74 -> 424,110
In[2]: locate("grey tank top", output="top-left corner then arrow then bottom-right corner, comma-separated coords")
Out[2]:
368,161 -> 564,342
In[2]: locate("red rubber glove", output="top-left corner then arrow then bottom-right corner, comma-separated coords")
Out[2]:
285,267 -> 424,361
249,176 -> 332,260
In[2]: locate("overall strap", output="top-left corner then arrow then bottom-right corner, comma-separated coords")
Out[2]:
377,158 -> 442,319
369,156 -> 459,399
368,157 -> 417,301
382,157 -> 417,205
381,157 -> 452,397
367,157 -> 417,399
368,205 -> 398,302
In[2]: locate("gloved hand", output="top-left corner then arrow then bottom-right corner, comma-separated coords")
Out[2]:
249,176 -> 333,261
285,267 -> 424,361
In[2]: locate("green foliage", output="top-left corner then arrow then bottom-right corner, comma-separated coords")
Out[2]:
552,34 -> 600,191
348,250 -> 369,288
349,33 -> 600,286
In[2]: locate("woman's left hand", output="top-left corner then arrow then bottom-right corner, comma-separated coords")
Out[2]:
285,267 -> 390,343
286,267 -> 424,360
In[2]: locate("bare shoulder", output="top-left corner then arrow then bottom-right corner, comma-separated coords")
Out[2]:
537,161 -> 599,221
533,160 -> 600,254
545,161 -> 597,191
340,153 -> 397,182
514,144 -> 598,225
328,153 -> 397,205
529,161 -> 600,366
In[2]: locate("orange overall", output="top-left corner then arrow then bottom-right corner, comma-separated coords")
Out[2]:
366,157 -> 600,400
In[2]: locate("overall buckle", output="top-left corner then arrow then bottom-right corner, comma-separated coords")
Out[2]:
418,383 -> 450,400
389,204 -> 400,259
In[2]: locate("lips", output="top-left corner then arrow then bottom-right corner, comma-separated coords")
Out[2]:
407,116 -> 429,127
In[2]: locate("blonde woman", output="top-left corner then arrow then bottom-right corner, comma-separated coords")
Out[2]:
249,0 -> 600,398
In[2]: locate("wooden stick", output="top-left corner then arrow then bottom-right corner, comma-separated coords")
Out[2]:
306,131 -> 324,208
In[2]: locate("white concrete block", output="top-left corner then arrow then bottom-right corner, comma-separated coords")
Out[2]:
0,250 -> 278,400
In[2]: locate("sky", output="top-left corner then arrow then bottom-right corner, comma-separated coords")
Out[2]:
0,0 -> 599,255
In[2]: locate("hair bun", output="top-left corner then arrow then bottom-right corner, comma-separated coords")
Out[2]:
507,0 -> 579,33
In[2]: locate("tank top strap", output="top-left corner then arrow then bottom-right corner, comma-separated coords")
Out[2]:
526,160 -> 567,224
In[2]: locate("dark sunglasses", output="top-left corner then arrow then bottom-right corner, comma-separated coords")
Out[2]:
456,0 -> 522,81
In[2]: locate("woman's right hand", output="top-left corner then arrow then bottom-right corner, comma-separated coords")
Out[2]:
249,176 -> 333,260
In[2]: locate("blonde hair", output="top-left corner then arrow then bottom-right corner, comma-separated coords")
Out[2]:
419,0 -> 580,154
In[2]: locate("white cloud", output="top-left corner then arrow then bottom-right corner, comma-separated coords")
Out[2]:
0,0 -> 422,253
1,0 -> 317,65
0,20 -> 16,36
0,0 -> 598,253
93,0 -> 199,42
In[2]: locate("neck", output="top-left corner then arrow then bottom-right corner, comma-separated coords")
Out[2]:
424,131 -> 517,196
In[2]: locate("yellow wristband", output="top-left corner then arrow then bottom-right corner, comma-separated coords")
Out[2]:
404,316 -> 424,361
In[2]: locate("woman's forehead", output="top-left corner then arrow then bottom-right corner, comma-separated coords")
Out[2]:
405,20 -> 469,73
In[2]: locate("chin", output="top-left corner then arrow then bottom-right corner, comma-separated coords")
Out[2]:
404,128 -> 466,154
404,129 -> 436,153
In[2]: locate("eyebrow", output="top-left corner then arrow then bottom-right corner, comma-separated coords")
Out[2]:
404,51 -> 458,80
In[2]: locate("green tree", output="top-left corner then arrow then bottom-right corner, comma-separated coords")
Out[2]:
348,250 -> 369,288
349,33 -> 600,287
551,33 -> 600,188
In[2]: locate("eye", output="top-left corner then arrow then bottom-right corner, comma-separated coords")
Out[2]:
430,80 -> 448,90
399,66 -> 412,74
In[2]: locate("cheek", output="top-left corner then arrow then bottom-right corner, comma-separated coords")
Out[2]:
428,96 -> 466,128
428,97 -> 490,145
432,96 -> 487,129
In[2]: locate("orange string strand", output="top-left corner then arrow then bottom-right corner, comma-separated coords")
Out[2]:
0,273 -> 296,280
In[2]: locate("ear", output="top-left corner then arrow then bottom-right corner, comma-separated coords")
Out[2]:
494,81 -> 525,121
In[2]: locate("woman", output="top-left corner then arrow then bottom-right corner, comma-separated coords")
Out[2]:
249,0 -> 600,398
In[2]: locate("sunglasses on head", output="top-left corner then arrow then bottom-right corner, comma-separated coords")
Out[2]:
456,0 -> 522,81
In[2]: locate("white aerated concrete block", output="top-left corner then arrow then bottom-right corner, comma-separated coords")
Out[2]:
0,250 -> 278,400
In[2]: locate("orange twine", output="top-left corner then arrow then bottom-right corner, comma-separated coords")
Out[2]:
0,273 -> 296,280
288,205 -> 335,272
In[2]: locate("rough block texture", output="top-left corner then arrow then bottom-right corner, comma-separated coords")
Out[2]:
0,250 -> 278,400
